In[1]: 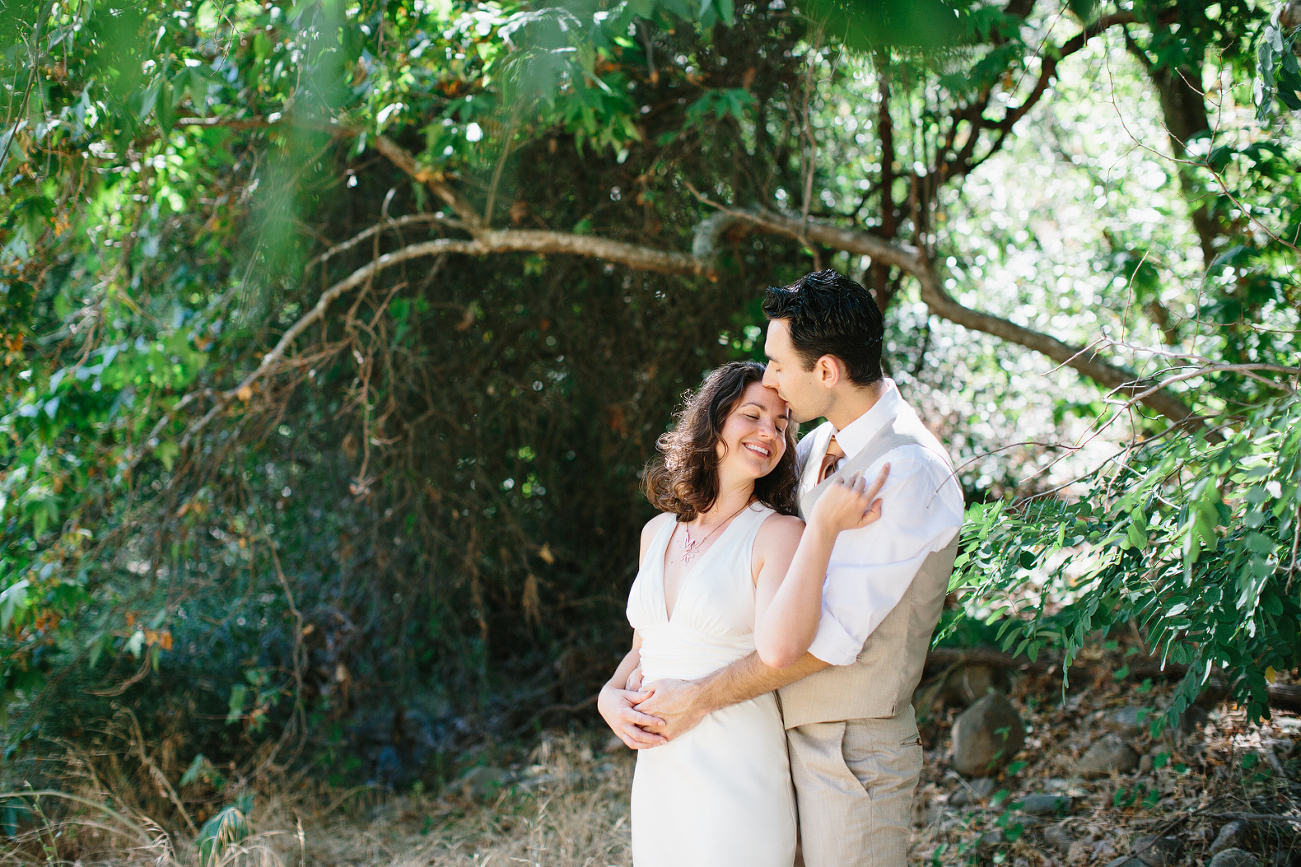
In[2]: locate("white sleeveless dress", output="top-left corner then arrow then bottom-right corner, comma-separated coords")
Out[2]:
626,503 -> 797,867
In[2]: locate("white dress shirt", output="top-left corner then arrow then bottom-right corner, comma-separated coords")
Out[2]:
798,379 -> 965,666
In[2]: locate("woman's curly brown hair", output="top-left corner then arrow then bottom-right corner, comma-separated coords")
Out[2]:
643,361 -> 799,520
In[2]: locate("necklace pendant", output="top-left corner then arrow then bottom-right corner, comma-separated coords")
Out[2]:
679,532 -> 700,565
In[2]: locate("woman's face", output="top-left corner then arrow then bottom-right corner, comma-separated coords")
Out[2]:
716,381 -> 789,480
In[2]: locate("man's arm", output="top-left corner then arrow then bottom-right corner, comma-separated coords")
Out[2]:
805,453 -> 963,665
636,651 -> 828,740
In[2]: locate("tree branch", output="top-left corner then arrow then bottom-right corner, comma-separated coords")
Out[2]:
172,147 -> 1201,461
373,134 -> 484,230
909,258 -> 1200,425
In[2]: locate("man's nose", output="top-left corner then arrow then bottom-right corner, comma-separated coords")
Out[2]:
762,367 -> 776,388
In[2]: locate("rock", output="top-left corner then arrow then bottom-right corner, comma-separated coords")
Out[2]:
951,693 -> 1025,777
1139,753 -> 1155,773
1180,704 -> 1210,733
1194,676 -> 1231,709
1209,849 -> 1261,867
1132,834 -> 1183,867
1043,823 -> 1074,855
456,765 -> 511,800
1076,735 -> 1140,778
1020,793 -> 1073,816
1107,706 -> 1148,739
942,663 -> 1008,707
950,776 -> 996,807
1211,821 -> 1251,856
1104,858 -> 1144,867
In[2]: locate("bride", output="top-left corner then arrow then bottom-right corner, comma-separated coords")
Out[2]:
598,360 -> 886,867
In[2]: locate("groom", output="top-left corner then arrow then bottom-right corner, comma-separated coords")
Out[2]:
603,269 -> 964,867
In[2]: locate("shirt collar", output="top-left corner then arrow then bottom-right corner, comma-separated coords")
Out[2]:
831,378 -> 901,460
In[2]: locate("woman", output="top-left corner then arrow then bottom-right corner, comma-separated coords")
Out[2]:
600,361 -> 884,867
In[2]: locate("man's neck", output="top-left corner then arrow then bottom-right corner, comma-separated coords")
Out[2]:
826,380 -> 886,431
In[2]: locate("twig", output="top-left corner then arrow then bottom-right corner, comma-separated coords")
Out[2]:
123,708 -> 198,834
0,0 -> 53,175
0,791 -> 152,844
1198,812 -> 1301,827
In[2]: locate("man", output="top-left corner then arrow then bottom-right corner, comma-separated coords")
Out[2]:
600,269 -> 964,867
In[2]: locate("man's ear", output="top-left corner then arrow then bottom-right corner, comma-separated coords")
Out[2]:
815,355 -> 841,388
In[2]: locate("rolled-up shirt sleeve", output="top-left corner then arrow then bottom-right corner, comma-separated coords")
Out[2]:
805,448 -> 963,666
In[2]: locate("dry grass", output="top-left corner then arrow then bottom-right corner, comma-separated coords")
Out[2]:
3,667 -> 1297,867
0,732 -> 634,867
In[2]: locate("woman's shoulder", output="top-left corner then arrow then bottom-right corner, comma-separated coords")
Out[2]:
640,511 -> 677,542
755,512 -> 803,545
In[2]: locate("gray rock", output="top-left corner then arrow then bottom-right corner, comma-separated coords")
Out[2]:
1211,821 -> 1251,856
1209,849 -> 1261,867
1076,735 -> 1140,778
950,776 -> 996,807
1139,753 -> 1155,773
1020,793 -> 1072,816
1042,823 -> 1073,855
1105,858 -> 1144,867
1180,704 -> 1210,733
951,693 -> 1026,777
942,663 -> 1008,707
1009,815 -> 1044,831
1132,834 -> 1183,867
1107,706 -> 1148,739
456,765 -> 511,800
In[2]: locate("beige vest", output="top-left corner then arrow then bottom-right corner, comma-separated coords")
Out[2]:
778,412 -> 959,729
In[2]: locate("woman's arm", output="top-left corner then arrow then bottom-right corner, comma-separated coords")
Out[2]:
754,466 -> 889,669
599,634 -> 667,749
598,513 -> 675,749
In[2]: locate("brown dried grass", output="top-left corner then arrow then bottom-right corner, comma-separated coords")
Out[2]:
0,733 -> 634,867
4,667 -> 1297,867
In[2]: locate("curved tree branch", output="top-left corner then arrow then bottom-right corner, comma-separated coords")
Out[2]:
311,136 -> 1204,435
907,260 -> 1200,425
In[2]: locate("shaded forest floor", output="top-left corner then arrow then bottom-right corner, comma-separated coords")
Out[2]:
5,649 -> 1299,867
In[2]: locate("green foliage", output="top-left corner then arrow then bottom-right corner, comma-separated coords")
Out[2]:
195,792 -> 253,866
957,392 -> 1301,725
1,0 -> 1299,799
1256,14 -> 1301,119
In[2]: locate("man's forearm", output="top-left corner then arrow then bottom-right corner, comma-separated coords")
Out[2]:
694,651 -> 828,713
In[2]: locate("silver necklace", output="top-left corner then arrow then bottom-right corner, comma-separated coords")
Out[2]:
678,502 -> 750,565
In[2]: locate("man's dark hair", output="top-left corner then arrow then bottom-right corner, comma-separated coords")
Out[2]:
761,269 -> 884,387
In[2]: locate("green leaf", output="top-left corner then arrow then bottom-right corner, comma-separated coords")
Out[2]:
180,754 -> 208,787
156,440 -> 179,472
0,580 -> 30,631
196,801 -> 251,867
226,683 -> 248,724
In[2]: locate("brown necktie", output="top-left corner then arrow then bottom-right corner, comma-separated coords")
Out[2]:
818,435 -> 846,483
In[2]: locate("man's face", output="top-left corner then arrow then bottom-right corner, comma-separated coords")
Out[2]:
762,318 -> 828,424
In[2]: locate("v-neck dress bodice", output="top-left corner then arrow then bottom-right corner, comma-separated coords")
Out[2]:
624,503 -> 796,867
628,503 -> 773,681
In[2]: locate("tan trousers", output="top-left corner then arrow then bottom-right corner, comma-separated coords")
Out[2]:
787,706 -> 924,867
